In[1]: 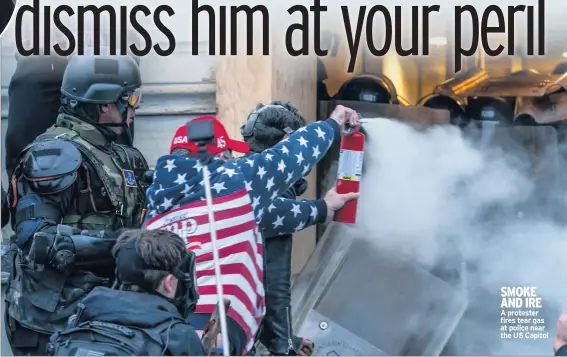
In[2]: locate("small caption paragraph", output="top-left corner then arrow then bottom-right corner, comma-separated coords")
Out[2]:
500,286 -> 548,340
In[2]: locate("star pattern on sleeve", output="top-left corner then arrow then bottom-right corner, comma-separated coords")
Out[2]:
216,121 -> 336,231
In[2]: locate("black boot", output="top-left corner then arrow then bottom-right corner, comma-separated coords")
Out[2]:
261,234 -> 304,355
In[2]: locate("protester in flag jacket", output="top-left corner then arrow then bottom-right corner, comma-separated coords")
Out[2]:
169,117 -> 331,235
166,115 -> 350,356
144,107 -> 360,355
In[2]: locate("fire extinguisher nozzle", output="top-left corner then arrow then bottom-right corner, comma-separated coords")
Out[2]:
344,120 -> 369,134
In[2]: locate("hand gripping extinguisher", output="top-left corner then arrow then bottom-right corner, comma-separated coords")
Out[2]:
333,122 -> 365,224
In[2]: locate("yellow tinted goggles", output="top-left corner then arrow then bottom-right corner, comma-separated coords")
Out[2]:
122,89 -> 142,109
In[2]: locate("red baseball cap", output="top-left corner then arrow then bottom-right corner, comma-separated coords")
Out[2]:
170,116 -> 250,155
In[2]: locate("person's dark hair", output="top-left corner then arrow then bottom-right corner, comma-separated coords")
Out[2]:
112,229 -> 187,292
243,101 -> 306,153
170,146 -> 233,160
171,148 -> 191,155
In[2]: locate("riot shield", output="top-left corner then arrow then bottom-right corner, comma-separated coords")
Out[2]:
296,122 -> 565,356
442,124 -> 567,355
462,124 -> 566,225
291,222 -> 468,356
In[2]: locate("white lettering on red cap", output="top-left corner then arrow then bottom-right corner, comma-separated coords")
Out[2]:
173,136 -> 188,144
217,136 -> 226,148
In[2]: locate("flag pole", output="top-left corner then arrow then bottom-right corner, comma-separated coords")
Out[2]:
190,118 -> 230,356
201,163 -> 230,355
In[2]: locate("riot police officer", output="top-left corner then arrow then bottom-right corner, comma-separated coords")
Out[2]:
4,53 -> 150,356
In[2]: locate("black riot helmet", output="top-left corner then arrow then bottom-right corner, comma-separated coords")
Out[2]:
335,74 -> 397,104
465,96 -> 515,124
241,101 -> 307,153
514,113 -> 539,126
418,94 -> 469,128
553,62 -> 567,75
60,50 -> 142,145
113,231 -> 199,318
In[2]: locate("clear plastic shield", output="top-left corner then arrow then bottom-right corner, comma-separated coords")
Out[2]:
447,124 -> 567,355
463,124 -> 566,225
291,223 -> 468,356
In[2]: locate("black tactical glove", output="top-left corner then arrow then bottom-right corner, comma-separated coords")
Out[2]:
50,233 -> 75,271
143,169 -> 155,185
29,231 -> 75,271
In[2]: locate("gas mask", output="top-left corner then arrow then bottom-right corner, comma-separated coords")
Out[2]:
171,249 -> 200,318
115,238 -> 200,318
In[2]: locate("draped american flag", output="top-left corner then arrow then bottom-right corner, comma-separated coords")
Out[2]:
144,119 -> 339,353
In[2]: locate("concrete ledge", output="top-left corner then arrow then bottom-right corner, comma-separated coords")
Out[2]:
1,82 -> 216,119
135,82 -> 216,116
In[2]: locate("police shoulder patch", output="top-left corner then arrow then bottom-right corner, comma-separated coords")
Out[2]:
122,169 -> 137,188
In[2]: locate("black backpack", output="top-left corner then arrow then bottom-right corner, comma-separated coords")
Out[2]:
46,317 -> 180,356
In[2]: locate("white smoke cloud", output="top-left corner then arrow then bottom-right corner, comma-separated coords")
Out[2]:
343,118 -> 567,355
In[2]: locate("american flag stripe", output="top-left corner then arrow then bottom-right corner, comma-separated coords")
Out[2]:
153,205 -> 253,230
190,218 -> 257,244
197,266 -> 257,310
198,283 -> 257,325
195,240 -> 264,290
145,189 -> 251,224
145,188 -> 264,350
195,246 -> 264,292
197,291 -> 259,338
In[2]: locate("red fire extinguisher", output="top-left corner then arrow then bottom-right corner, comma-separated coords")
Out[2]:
333,129 -> 365,224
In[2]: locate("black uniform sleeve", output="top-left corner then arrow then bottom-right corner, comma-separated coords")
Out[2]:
10,139 -> 80,250
10,139 -> 120,270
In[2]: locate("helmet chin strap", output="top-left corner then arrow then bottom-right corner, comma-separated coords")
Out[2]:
97,102 -> 133,145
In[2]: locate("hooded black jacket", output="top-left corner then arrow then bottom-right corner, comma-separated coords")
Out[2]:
74,286 -> 205,356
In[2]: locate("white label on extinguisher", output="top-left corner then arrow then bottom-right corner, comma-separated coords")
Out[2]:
337,149 -> 364,181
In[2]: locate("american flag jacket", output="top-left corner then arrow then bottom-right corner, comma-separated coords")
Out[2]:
144,119 -> 339,353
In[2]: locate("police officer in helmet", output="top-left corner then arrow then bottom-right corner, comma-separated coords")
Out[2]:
4,52 -> 150,356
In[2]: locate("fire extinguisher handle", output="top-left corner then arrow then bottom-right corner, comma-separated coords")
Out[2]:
344,113 -> 365,134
